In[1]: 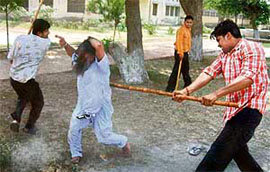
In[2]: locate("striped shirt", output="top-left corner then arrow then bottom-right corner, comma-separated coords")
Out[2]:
203,39 -> 269,122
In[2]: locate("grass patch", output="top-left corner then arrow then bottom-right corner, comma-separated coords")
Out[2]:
263,43 -> 270,48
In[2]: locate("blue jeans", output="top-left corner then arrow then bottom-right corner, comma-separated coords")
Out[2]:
196,108 -> 263,172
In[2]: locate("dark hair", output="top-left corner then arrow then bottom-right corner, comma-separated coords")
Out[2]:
210,19 -> 242,39
74,39 -> 96,75
185,15 -> 193,21
32,19 -> 50,35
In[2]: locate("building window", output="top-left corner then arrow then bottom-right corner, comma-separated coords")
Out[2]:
203,10 -> 217,17
68,0 -> 85,13
44,0 -> 53,7
170,7 -> 174,16
152,3 -> 158,16
175,7 -> 180,16
166,6 -> 170,16
166,6 -> 179,17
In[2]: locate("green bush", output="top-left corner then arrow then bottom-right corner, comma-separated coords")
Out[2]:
143,23 -> 157,35
53,19 -> 101,30
102,38 -> 113,52
203,25 -> 212,34
81,19 -> 100,29
10,6 -> 29,22
117,22 -> 126,32
30,5 -> 54,23
168,26 -> 174,35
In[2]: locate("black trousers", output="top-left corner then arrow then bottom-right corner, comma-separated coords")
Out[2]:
166,51 -> 192,92
10,78 -> 44,129
196,108 -> 263,172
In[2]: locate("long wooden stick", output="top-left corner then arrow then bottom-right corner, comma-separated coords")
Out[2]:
28,0 -> 45,34
110,82 -> 239,108
175,57 -> 183,91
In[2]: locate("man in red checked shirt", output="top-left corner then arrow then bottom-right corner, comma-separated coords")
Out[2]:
173,19 -> 268,172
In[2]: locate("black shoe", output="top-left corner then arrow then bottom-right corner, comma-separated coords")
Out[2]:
22,126 -> 37,135
10,112 -> 21,123
10,120 -> 20,132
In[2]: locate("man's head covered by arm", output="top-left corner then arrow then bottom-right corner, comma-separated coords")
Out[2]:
74,37 -> 96,75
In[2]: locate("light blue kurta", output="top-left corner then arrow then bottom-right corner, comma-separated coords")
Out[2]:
68,54 -> 127,158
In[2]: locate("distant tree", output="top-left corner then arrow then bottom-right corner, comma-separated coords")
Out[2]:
180,0 -> 203,61
241,0 -> 270,38
204,0 -> 242,23
87,0 -> 125,42
0,0 -> 24,51
204,0 -> 270,38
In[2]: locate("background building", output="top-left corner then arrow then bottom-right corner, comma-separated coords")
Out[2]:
23,0 -> 250,26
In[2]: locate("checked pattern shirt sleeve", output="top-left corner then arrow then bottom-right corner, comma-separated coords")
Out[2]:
203,55 -> 222,79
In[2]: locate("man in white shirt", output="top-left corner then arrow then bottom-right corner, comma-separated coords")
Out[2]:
56,35 -> 131,164
7,19 -> 51,134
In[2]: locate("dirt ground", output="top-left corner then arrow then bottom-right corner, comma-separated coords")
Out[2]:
0,56 -> 270,172
1,26 -> 270,172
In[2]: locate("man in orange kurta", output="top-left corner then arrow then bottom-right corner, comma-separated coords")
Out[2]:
166,15 -> 193,92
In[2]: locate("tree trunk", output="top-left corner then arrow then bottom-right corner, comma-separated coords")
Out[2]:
250,16 -> 260,39
234,14 -> 238,24
122,0 -> 148,84
109,42 -> 148,84
113,23 -> 117,43
5,4 -> 10,52
180,0 -> 203,61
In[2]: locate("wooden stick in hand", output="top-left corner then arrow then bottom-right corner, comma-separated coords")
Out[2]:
28,0 -> 45,34
110,82 -> 239,108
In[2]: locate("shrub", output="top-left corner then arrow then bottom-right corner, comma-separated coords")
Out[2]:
203,25 -> 212,34
143,23 -> 157,35
102,38 -> 113,52
10,6 -> 29,22
168,26 -> 174,35
117,22 -> 126,32
30,5 -> 54,23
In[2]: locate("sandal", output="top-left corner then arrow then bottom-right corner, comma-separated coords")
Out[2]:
188,146 -> 205,156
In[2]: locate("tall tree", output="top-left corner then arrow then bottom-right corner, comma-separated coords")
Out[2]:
0,0 -> 24,51
87,0 -> 125,42
204,0 -> 242,23
124,0 -> 148,83
109,0 -> 148,84
204,0 -> 270,39
180,0 -> 203,61
241,0 -> 270,38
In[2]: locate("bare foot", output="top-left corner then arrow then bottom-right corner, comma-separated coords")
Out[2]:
121,142 -> 131,157
71,156 -> 81,164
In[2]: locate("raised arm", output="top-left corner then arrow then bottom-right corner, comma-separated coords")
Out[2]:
55,35 -> 75,57
87,37 -> 105,61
